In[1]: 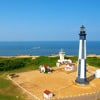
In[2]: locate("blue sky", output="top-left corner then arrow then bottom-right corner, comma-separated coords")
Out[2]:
0,0 -> 100,41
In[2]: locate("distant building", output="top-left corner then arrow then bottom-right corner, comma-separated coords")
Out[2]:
56,49 -> 72,67
43,90 -> 53,99
56,62 -> 61,67
59,49 -> 66,62
95,69 -> 100,78
65,63 -> 76,71
39,65 -> 45,72
39,65 -> 52,73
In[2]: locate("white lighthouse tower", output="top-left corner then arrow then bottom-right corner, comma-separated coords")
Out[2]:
59,49 -> 65,61
75,25 -> 88,84
56,49 -> 72,67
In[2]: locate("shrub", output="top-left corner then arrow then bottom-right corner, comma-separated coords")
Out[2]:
87,57 -> 100,68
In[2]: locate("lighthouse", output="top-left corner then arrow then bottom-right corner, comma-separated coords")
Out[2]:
75,25 -> 88,84
59,49 -> 65,61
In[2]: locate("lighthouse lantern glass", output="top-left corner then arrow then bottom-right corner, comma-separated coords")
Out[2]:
80,25 -> 85,32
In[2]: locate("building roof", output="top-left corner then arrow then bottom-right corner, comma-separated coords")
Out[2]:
44,90 -> 51,95
66,63 -> 75,67
43,65 -> 51,68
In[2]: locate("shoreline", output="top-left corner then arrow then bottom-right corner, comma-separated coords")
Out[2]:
0,54 -> 100,58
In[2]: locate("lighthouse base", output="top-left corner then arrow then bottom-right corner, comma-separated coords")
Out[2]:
75,78 -> 88,84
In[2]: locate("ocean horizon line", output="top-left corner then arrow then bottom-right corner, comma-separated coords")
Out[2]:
0,40 -> 99,42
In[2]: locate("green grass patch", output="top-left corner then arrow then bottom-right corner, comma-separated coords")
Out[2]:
0,76 -> 25,100
0,78 -> 11,88
32,56 -> 59,67
0,95 -> 22,100
87,57 -> 100,68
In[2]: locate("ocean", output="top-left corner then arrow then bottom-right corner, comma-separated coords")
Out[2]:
0,41 -> 99,56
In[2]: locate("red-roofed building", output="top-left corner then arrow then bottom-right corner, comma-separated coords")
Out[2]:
65,63 -> 76,71
39,65 -> 52,73
43,90 -> 53,99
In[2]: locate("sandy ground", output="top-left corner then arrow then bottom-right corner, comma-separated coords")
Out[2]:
11,65 -> 100,100
0,55 -> 39,60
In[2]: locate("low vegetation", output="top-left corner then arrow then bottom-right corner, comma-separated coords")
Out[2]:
0,56 -> 99,72
0,56 -> 58,72
0,75 -> 25,100
87,57 -> 100,68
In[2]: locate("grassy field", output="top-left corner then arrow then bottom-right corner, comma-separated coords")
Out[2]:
0,56 -> 99,100
0,72 -> 26,100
